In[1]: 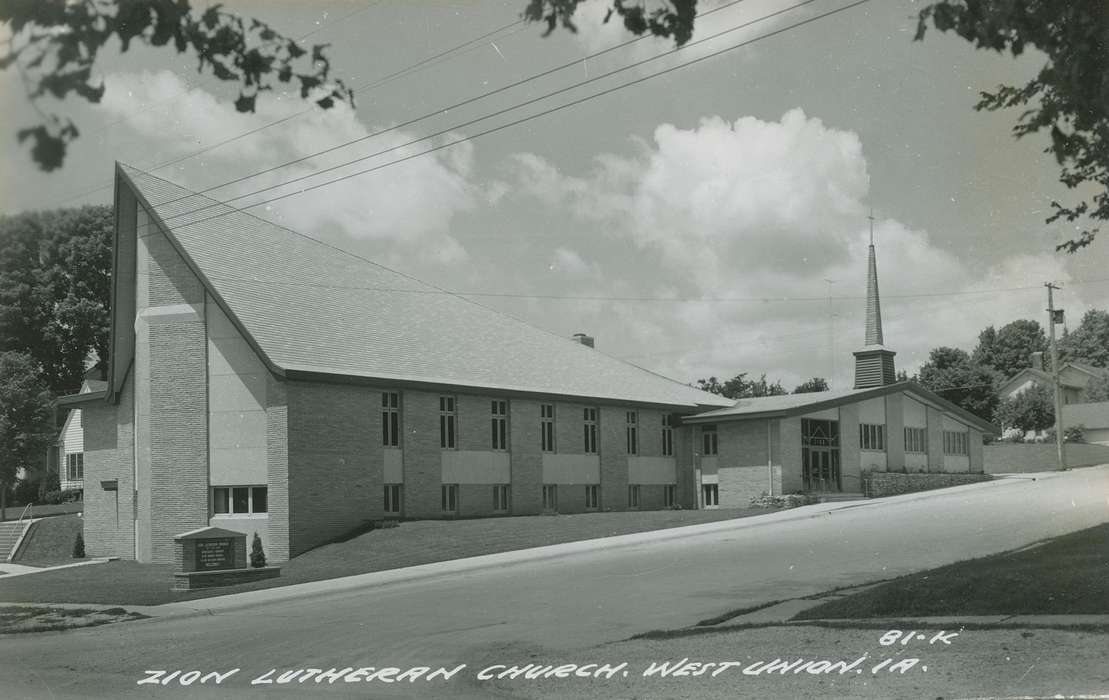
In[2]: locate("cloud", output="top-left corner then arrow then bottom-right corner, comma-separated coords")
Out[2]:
503,108 -> 1100,387
98,70 -> 479,253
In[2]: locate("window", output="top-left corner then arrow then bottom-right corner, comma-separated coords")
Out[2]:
702,424 -> 718,456
626,411 -> 638,454
384,484 -> 402,514
944,430 -> 969,455
664,484 -> 677,508
540,404 -> 555,452
381,392 -> 400,448
661,415 -> 674,456
439,396 -> 457,449
212,486 -> 267,515
583,408 -> 598,454
585,485 -> 599,510
493,485 -> 509,512
542,484 -> 558,511
702,483 -> 719,507
628,484 -> 641,509
441,483 -> 459,513
65,452 -> 84,481
859,423 -> 886,451
904,427 -> 927,453
491,400 -> 508,450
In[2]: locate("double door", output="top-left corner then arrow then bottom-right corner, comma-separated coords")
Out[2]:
803,447 -> 841,492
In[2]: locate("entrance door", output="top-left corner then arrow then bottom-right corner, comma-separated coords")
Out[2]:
804,448 -> 841,492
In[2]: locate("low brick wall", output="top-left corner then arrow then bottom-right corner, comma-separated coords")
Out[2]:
862,471 -> 991,498
172,566 -> 281,591
983,443 -> 1109,474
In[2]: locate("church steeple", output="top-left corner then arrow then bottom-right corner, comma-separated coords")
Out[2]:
853,211 -> 897,388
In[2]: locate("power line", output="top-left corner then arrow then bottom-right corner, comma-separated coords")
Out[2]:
146,0 -> 868,234
149,0 -> 778,215
55,13 -> 526,205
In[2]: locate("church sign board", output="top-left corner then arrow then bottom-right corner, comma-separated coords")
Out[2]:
171,526 -> 278,591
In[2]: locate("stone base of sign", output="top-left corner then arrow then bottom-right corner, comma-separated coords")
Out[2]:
172,566 -> 281,591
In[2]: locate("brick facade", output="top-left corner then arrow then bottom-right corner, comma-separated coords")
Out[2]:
599,406 -> 629,511
509,400 -> 542,515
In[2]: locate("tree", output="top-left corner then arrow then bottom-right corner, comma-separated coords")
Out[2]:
1085,373 -> 1109,403
0,206 -> 113,394
0,352 -> 56,517
250,532 -> 266,568
696,372 -> 786,399
1059,310 -> 1109,368
917,347 -> 1000,421
73,531 -> 86,559
1,1 -> 353,170
793,377 -> 829,394
524,0 -> 697,46
995,383 -> 1054,434
916,3 -> 1109,253
972,319 -> 1047,379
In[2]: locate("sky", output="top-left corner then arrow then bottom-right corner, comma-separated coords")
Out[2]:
2,0 -> 1107,391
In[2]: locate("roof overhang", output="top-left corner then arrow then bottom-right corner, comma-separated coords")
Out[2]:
55,390 -> 108,407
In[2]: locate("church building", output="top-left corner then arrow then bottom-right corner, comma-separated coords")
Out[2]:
67,164 -> 994,564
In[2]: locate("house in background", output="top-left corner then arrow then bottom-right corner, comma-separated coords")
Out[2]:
50,379 -> 108,493
999,353 -> 1109,405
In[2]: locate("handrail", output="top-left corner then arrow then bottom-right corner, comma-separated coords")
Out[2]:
6,503 -> 33,561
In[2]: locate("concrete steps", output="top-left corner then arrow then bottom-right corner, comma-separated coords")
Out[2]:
816,492 -> 866,503
0,520 -> 28,560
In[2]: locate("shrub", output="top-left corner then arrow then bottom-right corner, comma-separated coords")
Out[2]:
72,532 -> 85,559
249,532 -> 266,568
749,491 -> 818,509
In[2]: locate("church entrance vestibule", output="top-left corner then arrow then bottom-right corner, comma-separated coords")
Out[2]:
801,418 -> 841,492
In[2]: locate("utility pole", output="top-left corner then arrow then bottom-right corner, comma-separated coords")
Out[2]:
824,278 -> 835,388
1045,282 -> 1066,470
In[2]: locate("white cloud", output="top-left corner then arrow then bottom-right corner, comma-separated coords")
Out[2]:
98,70 -> 478,252
503,108 -> 1097,387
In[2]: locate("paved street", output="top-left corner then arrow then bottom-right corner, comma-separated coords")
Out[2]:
2,467 -> 1107,699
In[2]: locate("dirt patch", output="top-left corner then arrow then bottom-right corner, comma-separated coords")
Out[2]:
0,605 -> 146,634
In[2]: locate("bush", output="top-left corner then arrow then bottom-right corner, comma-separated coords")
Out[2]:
72,532 -> 85,559
749,491 -> 819,509
250,532 -> 266,568
41,489 -> 83,505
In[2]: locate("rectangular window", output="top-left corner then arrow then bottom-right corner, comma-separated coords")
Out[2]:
65,452 -> 84,480
859,423 -> 886,451
212,485 -> 266,515
702,483 -> 719,507
492,484 -> 509,512
944,430 -> 969,455
540,403 -> 555,452
702,424 -> 718,456
583,408 -> 598,454
628,484 -> 641,509
542,484 -> 558,511
381,392 -> 400,448
664,484 -> 677,508
904,427 -> 927,454
384,484 -> 402,514
585,485 -> 599,510
439,396 -> 457,449
441,483 -> 459,513
491,400 -> 508,450
661,415 -> 674,456
626,411 -> 638,455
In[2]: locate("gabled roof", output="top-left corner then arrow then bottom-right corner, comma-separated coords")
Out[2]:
999,364 -> 1100,395
684,380 -> 997,433
114,165 -> 730,409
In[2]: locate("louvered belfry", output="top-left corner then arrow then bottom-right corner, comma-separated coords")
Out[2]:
853,230 -> 897,388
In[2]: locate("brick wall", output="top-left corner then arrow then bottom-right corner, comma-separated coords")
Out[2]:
926,406 -> 945,472
885,393 -> 905,470
863,471 -> 991,497
837,404 -> 861,492
458,483 -> 501,517
82,393 -> 133,560
778,418 -> 803,494
718,466 -> 774,506
637,409 -> 663,458
402,390 -> 442,519
458,394 -> 493,452
556,483 -> 587,513
599,406 -> 628,511
638,483 -> 666,510
674,423 -> 695,508
510,400 -> 542,515
555,402 -> 588,455
286,381 -> 381,556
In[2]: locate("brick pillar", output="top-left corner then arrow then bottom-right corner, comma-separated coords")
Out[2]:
403,391 -> 443,518
266,375 -> 289,562
600,406 -> 628,511
926,406 -> 945,472
885,393 -> 905,471
838,405 -> 861,489
510,400 -> 542,515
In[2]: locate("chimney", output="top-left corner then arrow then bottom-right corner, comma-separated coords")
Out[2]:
571,332 -> 594,348
1030,351 -> 1044,371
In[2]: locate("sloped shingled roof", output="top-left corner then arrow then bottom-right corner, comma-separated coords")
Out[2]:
118,165 -> 730,408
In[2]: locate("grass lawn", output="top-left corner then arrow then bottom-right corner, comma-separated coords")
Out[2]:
795,522 -> 1109,620
0,503 -> 82,521
0,507 -> 769,606
15,514 -> 84,567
